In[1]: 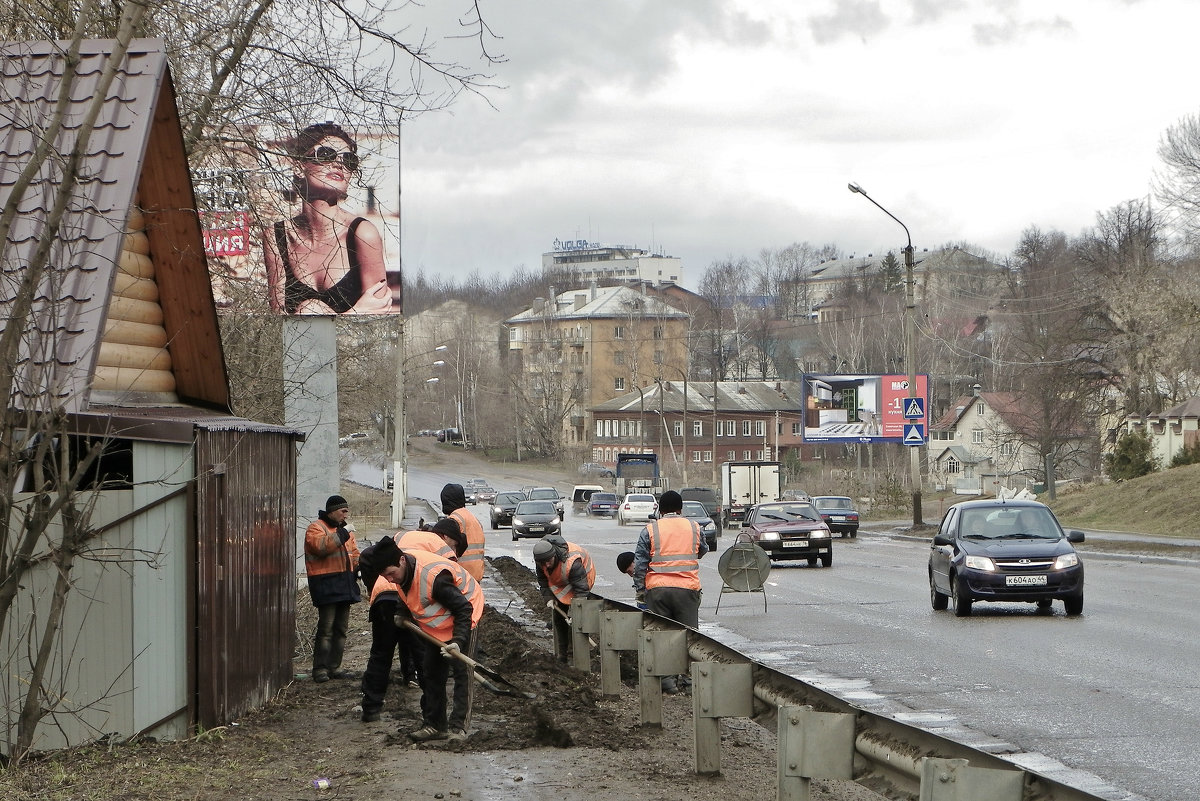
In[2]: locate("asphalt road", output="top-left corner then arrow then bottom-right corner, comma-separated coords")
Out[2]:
392,457 -> 1195,801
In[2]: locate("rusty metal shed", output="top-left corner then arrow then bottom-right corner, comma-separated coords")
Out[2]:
1,38 -> 300,752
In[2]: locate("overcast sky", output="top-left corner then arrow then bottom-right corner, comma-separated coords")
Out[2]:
395,0 -> 1198,290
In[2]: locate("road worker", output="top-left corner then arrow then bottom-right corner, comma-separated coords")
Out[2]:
533,535 -> 596,660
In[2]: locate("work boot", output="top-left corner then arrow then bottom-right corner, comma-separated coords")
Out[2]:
661,677 -> 679,695
446,728 -> 468,742
312,670 -> 330,684
361,709 -> 381,723
329,669 -> 359,680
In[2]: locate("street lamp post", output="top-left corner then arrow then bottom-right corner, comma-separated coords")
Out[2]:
391,333 -> 448,528
848,181 -> 923,526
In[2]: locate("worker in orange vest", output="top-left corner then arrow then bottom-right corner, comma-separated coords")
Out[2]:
373,537 -> 483,743
441,483 -> 486,581
632,490 -> 708,694
304,495 -> 361,683
533,535 -> 596,660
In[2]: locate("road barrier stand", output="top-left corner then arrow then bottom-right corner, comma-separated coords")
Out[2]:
691,662 -> 753,776
598,608 -> 641,697
638,628 -> 689,728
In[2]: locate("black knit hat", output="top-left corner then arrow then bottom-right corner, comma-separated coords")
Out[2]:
657,490 -> 682,514
325,495 -> 349,513
372,535 -> 403,568
431,517 -> 467,557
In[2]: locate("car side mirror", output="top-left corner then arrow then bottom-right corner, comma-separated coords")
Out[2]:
1066,530 -> 1085,543
933,533 -> 953,546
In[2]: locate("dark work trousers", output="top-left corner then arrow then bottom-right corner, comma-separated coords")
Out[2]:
549,601 -> 571,661
645,585 -> 701,690
418,626 -> 480,733
312,602 -> 351,674
361,601 -> 412,714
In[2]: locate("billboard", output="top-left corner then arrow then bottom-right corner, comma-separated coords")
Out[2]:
800,373 -> 929,444
195,124 -> 402,316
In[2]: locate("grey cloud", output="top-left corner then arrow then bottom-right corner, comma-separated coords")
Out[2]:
808,1 -> 891,45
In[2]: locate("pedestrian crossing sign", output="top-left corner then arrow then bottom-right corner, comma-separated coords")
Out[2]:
902,397 -> 925,419
903,423 -> 925,446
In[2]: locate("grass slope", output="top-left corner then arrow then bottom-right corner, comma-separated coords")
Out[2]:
1047,462 -> 1200,537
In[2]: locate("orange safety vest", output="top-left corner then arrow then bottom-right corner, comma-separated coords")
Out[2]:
404,550 -> 484,642
397,529 -> 455,561
304,519 -> 360,577
644,516 -> 702,592
541,542 -> 596,605
450,507 -> 486,582
369,573 -> 401,606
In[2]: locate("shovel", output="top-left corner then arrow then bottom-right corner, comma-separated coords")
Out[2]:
550,601 -> 597,647
401,620 -> 536,699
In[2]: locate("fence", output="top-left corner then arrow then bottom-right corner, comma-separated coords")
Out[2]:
567,595 -> 1110,801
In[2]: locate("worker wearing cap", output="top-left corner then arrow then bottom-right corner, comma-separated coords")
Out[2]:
533,535 -> 596,661
304,494 -> 361,683
373,537 -> 483,743
633,490 -> 707,694
441,483 -> 486,581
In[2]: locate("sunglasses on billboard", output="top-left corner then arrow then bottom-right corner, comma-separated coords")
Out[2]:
306,145 -> 359,172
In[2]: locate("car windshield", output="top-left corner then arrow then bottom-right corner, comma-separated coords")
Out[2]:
959,507 -> 1061,540
682,501 -> 709,518
627,495 -> 654,503
814,497 -> 853,511
516,501 -> 556,516
529,489 -> 559,500
754,503 -> 820,523
591,493 -> 617,502
496,493 -> 524,504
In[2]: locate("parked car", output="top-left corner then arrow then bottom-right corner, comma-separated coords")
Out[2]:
617,493 -> 658,526
468,485 -> 496,505
740,501 -> 832,566
337,431 -> 368,445
780,488 -> 810,502
652,500 -> 718,550
585,491 -> 620,518
679,487 -> 722,533
510,500 -> 562,541
810,495 -> 859,538
571,484 -> 605,515
928,498 -> 1085,617
527,486 -> 565,517
489,491 -> 526,529
579,462 -> 615,478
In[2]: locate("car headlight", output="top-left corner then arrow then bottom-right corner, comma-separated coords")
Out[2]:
511,517 -> 523,527
1054,553 -> 1079,569
810,529 -> 831,538
551,516 -> 561,525
964,555 -> 996,571
758,531 -> 781,543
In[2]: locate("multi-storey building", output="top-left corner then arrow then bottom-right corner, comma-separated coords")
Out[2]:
504,284 -> 690,453
588,380 -> 808,485
542,239 -> 684,286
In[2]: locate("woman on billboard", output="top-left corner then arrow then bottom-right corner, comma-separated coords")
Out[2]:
264,122 -> 392,314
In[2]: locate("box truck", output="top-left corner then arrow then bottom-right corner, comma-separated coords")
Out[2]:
721,461 -> 781,527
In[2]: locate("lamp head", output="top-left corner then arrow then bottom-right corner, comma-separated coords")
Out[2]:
848,181 -> 864,194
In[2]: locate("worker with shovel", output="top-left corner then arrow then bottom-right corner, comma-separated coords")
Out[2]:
371,537 -> 483,743
532,535 -> 596,661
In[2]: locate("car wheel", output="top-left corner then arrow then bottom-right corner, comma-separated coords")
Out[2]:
491,519 -> 498,530
618,515 -> 625,526
1036,598 -> 1053,611
1064,594 -> 1084,616
850,530 -> 857,539
807,557 -> 817,566
930,574 -> 949,610
511,531 -> 519,541
951,575 -> 972,617
821,553 -> 832,568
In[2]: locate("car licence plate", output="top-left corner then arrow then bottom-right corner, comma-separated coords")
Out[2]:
529,526 -> 545,533
830,515 -> 846,521
1006,575 -> 1047,586
783,540 -> 808,548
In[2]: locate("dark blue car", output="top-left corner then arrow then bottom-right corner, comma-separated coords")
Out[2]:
928,499 -> 1085,617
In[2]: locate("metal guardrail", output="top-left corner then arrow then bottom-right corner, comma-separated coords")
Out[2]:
569,595 -> 1112,801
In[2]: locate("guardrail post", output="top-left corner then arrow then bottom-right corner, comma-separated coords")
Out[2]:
599,611 -> 642,696
691,662 -> 753,775
777,705 -> 856,801
570,598 -> 603,671
918,758 -> 1024,801
639,629 -> 689,728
